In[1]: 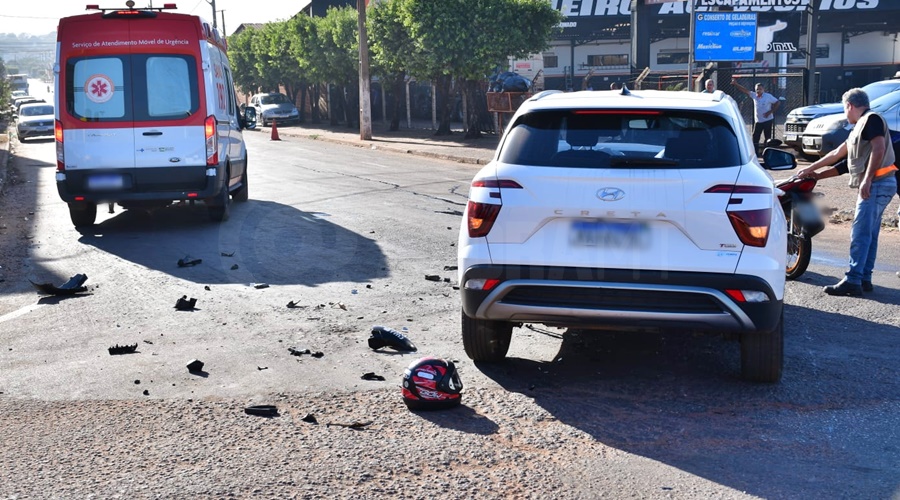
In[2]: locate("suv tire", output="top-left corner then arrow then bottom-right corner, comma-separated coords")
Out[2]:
461,309 -> 513,362
740,310 -> 784,383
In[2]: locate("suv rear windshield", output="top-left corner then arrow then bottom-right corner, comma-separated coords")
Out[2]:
500,109 -> 742,169
66,54 -> 199,121
260,94 -> 289,105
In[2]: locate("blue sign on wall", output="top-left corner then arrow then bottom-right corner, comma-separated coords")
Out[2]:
694,12 -> 758,62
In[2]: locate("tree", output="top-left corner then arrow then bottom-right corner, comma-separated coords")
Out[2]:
399,0 -> 560,137
286,14 -> 325,123
228,28 -> 264,98
316,7 -> 360,127
368,0 -> 418,131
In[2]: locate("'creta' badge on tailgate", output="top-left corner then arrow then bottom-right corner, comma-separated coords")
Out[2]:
85,74 -> 114,104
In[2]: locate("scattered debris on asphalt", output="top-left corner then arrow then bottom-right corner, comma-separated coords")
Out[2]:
288,347 -> 311,356
221,251 -> 235,257
253,283 -> 269,289
311,351 -> 324,358
257,366 -> 268,371
174,296 -> 197,311
177,256 -> 202,268
361,372 -> 386,381
244,405 -> 278,417
326,421 -> 372,430
204,285 -> 211,291
108,343 -> 138,355
230,264 -> 239,270
142,390 -> 149,396
30,274 -> 88,296
301,413 -> 318,424
443,265 -> 458,271
424,274 -> 441,282
186,359 -> 204,373
286,300 -> 304,309
368,326 -> 417,352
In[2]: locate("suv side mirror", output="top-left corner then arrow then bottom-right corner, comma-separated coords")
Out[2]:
761,147 -> 797,170
242,107 -> 257,130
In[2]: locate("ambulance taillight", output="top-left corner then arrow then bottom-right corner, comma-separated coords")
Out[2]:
205,115 -> 218,166
55,120 -> 65,171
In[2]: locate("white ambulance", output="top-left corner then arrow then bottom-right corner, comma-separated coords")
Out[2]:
54,1 -> 255,227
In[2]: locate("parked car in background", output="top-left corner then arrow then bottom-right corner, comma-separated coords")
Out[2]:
15,102 -> 55,141
783,78 -> 900,154
11,95 -> 44,113
250,92 -> 300,127
457,88 -> 797,382
799,88 -> 900,157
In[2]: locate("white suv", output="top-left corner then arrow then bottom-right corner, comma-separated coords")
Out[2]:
457,88 -> 796,382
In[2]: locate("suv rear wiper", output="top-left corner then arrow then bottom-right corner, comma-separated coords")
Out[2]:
609,157 -> 679,167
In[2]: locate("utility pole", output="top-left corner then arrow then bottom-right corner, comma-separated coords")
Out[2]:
220,10 -> 226,37
206,0 -> 217,29
357,0 -> 372,140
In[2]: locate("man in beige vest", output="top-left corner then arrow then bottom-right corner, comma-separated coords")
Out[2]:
798,88 -> 898,296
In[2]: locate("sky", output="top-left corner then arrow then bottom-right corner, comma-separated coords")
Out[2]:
0,0 -> 304,37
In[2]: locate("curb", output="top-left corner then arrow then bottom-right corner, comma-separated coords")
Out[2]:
271,128 -> 495,166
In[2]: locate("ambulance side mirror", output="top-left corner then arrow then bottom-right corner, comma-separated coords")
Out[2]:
242,107 -> 257,130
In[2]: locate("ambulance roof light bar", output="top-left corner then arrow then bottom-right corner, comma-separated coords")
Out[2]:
86,1 -> 178,12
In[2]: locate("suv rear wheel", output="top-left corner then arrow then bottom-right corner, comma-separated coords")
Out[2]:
461,310 -> 513,362
740,311 -> 784,383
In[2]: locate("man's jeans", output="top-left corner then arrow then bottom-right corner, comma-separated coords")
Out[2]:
846,174 -> 898,284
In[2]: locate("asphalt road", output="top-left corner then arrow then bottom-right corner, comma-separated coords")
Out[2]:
0,131 -> 898,498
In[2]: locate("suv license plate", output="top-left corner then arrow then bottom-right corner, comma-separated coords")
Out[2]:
87,174 -> 124,191
570,220 -> 650,249
784,133 -> 796,142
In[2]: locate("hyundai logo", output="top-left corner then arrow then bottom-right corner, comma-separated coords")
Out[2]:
597,188 -> 625,202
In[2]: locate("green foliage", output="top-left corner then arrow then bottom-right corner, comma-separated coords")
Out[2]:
367,0 -> 415,78
316,6 -> 360,86
228,28 -> 264,95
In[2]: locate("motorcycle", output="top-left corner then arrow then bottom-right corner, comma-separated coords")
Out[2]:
775,175 -> 825,279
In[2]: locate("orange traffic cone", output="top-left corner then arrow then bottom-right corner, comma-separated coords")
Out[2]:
270,119 -> 281,141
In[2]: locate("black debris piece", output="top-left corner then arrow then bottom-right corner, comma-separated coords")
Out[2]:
361,372 -> 386,381
186,359 -> 204,373
108,343 -> 138,355
287,300 -> 300,308
257,366 -> 268,371
443,265 -> 458,271
244,405 -> 278,417
142,390 -> 149,396
143,340 -> 153,345
301,413 -> 318,424
253,283 -> 269,289
204,285 -> 211,291
368,326 -> 417,352
326,421 -> 372,429
175,295 -> 197,311
424,274 -> 441,282
311,351 -> 324,358
177,256 -> 202,268
221,251 -> 235,257
230,264 -> 239,270
30,274 -> 88,296
288,347 -> 311,357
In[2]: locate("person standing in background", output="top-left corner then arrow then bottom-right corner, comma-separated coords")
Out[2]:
731,79 -> 780,152
701,79 -> 715,93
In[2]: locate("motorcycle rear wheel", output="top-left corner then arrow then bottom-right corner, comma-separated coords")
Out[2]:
786,232 -> 812,280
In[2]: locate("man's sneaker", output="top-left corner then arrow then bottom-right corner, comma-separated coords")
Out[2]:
862,280 -> 873,292
824,279 -> 863,296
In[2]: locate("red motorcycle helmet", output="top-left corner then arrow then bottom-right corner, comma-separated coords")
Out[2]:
401,357 -> 463,410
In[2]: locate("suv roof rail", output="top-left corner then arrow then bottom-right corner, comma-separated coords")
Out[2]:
530,90 -> 563,101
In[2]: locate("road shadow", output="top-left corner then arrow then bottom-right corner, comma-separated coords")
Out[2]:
76,199 -> 389,287
475,305 -> 900,499
410,404 -> 499,435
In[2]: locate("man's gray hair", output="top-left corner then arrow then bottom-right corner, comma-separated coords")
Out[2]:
842,88 -> 870,109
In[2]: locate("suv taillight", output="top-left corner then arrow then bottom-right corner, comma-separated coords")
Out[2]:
205,115 -> 218,166
467,201 -> 501,238
728,208 -> 771,247
55,120 -> 65,171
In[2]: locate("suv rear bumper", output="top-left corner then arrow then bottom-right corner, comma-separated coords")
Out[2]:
56,166 -> 223,203
461,265 -> 782,334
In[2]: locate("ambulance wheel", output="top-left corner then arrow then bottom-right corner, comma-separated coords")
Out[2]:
207,179 -> 231,222
68,202 -> 97,227
232,160 -> 249,203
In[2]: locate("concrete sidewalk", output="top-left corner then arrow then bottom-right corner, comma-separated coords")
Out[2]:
262,118 -> 500,166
